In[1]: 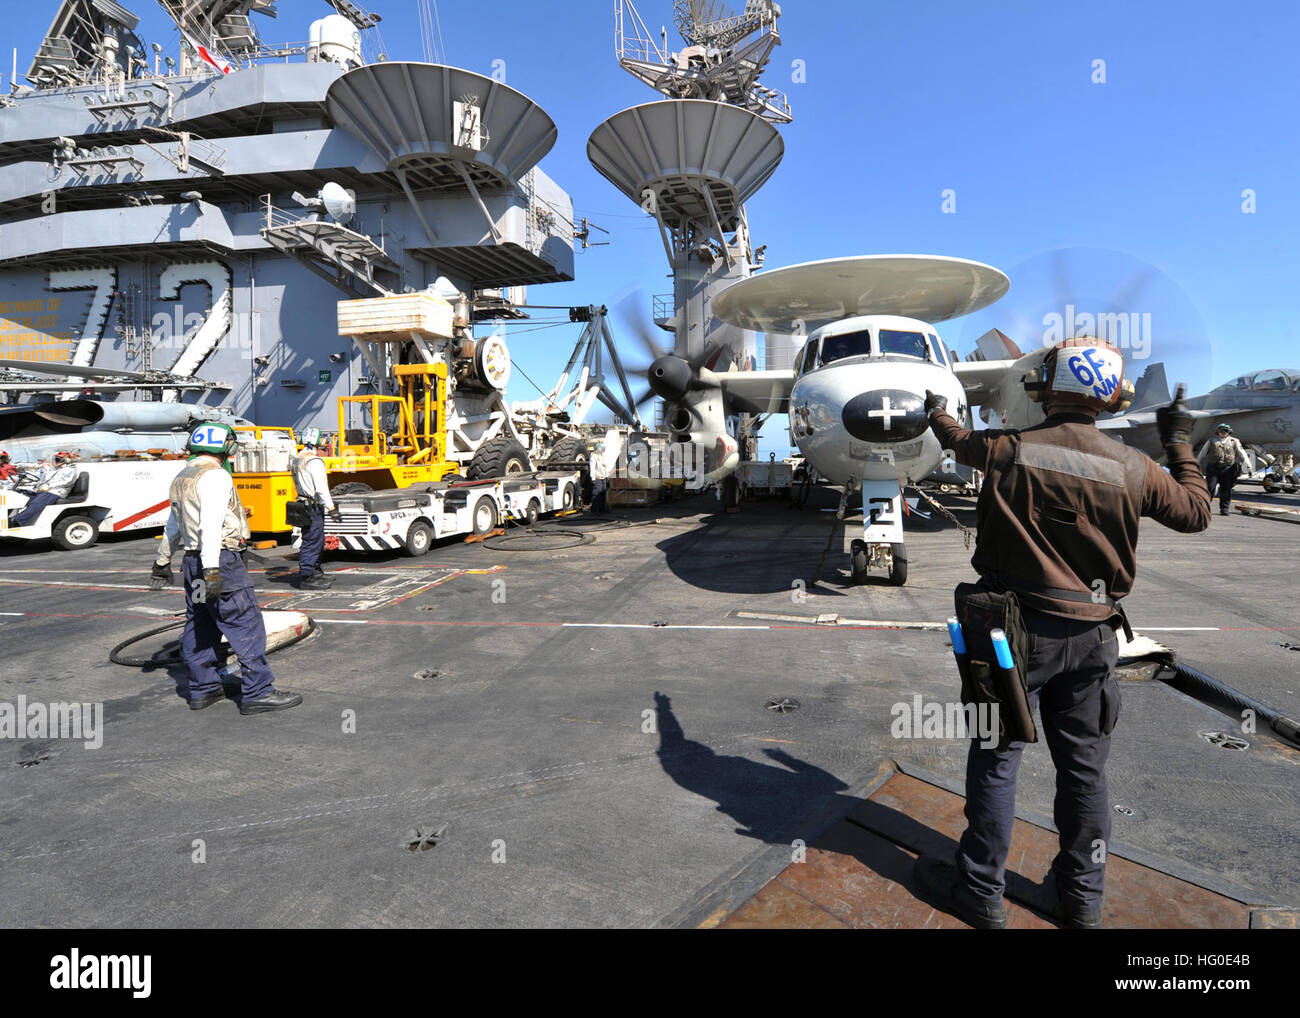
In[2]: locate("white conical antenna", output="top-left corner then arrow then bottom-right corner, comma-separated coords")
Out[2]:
320,181 -> 356,225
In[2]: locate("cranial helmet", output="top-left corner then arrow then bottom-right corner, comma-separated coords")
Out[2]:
299,426 -> 322,448
1216,423 -> 1232,433
187,421 -> 238,458
1026,337 -> 1134,414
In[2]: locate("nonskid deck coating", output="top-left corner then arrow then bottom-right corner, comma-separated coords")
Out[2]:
0,486 -> 1296,927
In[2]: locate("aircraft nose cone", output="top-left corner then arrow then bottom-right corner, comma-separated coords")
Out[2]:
647,355 -> 693,403
841,389 -> 928,442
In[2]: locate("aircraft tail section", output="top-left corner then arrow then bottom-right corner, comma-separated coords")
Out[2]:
973,328 -> 1025,362
1129,362 -> 1171,410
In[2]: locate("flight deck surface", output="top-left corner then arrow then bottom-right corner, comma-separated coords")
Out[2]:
1,486 -> 1296,928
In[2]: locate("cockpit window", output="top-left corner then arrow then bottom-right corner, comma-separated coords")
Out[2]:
1215,369 -> 1300,392
878,329 -> 930,360
1252,369 -> 1290,391
795,340 -> 816,375
928,333 -> 951,367
819,330 -> 872,365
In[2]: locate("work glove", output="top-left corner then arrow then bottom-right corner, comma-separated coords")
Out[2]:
149,562 -> 174,591
328,506 -> 343,522
924,390 -> 948,415
1156,384 -> 1193,446
198,568 -> 224,602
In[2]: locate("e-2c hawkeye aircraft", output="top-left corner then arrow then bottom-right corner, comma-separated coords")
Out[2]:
641,255 -> 1088,586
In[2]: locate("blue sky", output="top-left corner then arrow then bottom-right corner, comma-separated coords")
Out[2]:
8,0 -> 1297,452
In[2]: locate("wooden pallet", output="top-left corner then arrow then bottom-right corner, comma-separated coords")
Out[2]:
337,293 -> 455,342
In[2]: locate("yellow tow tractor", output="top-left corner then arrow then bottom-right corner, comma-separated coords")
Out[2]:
323,362 -> 461,495
232,425 -> 299,534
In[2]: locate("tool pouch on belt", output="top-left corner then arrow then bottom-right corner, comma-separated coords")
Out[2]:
284,499 -> 313,528
954,582 -> 1037,750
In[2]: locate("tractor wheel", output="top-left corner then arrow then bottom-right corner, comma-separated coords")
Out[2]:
403,519 -> 433,557
51,515 -> 99,551
471,496 -> 499,535
330,482 -> 372,497
467,437 -> 531,480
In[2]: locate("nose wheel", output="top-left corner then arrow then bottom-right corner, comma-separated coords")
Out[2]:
851,539 -> 908,586
850,479 -> 908,586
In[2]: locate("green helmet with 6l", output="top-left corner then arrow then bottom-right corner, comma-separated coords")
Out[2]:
187,421 -> 238,458
299,426 -> 322,448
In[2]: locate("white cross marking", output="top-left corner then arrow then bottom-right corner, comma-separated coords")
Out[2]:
868,396 -> 906,431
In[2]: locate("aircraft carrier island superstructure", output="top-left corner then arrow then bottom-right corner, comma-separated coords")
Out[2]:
0,0 -> 575,429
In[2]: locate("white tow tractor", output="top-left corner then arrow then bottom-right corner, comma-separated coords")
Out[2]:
0,458 -> 186,550
324,471 -> 580,556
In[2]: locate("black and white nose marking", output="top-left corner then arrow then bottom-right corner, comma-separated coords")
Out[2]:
841,389 -> 928,442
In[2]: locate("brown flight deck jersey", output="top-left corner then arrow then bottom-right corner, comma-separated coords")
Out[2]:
929,409 -> 1211,620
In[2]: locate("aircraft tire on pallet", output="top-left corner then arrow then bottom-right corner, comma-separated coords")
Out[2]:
467,437 -> 531,480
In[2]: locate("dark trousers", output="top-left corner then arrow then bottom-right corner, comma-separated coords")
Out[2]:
957,610 -> 1121,909
10,490 -> 58,527
1205,466 -> 1237,512
298,503 -> 325,576
179,550 -> 275,703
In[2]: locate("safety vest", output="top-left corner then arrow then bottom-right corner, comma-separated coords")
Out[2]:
1208,437 -> 1240,468
290,453 -> 326,501
168,458 -> 248,552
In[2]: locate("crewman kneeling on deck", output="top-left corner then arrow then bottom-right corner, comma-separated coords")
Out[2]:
151,422 -> 302,715
913,338 -> 1209,929
290,427 -> 341,590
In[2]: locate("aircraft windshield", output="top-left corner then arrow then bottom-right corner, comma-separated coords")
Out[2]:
1213,369 -> 1300,392
878,330 -> 930,360
929,333 -> 951,367
820,330 -> 872,365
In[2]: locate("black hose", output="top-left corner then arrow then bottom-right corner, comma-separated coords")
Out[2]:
110,619 -> 187,666
109,615 -> 317,667
481,526 -> 597,551
1161,661 -> 1300,748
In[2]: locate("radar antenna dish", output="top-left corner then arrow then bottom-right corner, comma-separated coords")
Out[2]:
320,182 -> 357,225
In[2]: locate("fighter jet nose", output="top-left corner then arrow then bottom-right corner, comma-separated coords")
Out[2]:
841,389 -> 928,442
648,355 -> 693,403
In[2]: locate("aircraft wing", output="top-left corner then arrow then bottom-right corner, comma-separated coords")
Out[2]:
953,345 -> 1053,429
0,357 -> 158,381
952,359 -> 1016,403
1098,406 -> 1277,458
717,370 -> 795,415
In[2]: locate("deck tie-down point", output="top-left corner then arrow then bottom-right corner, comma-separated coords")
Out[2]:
405,824 -> 448,853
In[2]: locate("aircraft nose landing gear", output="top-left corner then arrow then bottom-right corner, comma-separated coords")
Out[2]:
849,479 -> 909,586
850,538 -> 908,586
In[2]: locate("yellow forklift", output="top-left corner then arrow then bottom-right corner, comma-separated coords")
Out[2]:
323,362 -> 462,494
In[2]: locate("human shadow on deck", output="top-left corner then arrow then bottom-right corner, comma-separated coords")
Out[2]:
653,691 -> 857,843
653,692 -> 1059,926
